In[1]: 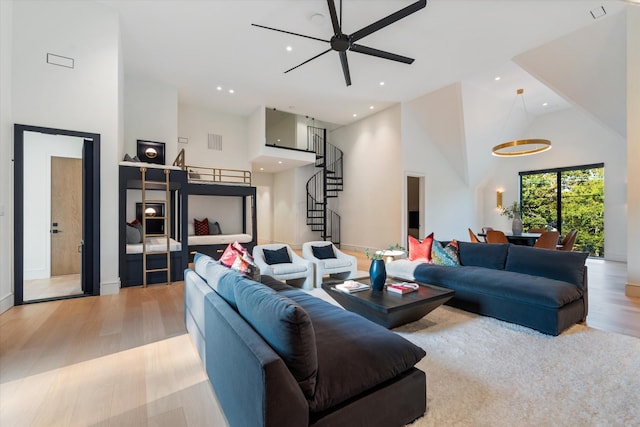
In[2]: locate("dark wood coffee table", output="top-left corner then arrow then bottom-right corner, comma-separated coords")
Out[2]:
321,277 -> 454,329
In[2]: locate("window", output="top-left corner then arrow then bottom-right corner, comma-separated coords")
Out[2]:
520,163 -> 604,257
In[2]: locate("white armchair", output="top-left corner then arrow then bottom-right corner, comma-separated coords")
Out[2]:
252,244 -> 314,290
302,241 -> 357,287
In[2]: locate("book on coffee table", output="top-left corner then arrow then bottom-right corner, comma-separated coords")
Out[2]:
386,282 -> 419,294
335,280 -> 371,294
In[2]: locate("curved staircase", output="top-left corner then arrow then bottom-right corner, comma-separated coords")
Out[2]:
306,126 -> 343,246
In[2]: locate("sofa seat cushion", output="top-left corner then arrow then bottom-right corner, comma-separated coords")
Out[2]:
269,262 -> 307,275
234,280 -> 318,398
414,264 -> 583,309
280,289 -> 426,412
318,258 -> 352,269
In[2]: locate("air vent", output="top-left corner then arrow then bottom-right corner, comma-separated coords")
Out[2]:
208,133 -> 222,151
590,6 -> 606,19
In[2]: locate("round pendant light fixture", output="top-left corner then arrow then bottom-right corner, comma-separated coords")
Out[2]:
492,89 -> 552,157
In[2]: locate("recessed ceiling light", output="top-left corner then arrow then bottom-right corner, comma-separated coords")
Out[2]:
494,76 -> 501,81
286,46 -> 292,52
278,161 -> 283,164
353,113 -> 357,117
228,89 -> 234,94
260,167 -> 264,171
277,139 -> 281,142
216,86 -> 222,91
379,81 -> 385,86
369,105 -> 374,110
542,102 -> 549,107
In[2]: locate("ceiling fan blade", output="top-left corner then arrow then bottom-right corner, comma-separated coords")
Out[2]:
327,0 -> 342,35
350,0 -> 427,43
350,43 -> 414,64
284,48 -> 332,74
251,23 -> 328,43
339,51 -> 351,86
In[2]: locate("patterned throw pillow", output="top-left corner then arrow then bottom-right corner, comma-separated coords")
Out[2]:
431,240 -> 460,267
194,218 -> 209,236
408,233 -> 434,262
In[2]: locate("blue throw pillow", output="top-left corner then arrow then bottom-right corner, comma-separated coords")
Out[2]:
505,245 -> 589,289
458,241 -> 509,270
208,221 -> 222,235
263,246 -> 291,265
234,281 -> 318,398
311,244 -> 336,259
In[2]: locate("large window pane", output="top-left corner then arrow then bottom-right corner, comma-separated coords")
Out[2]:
560,168 -> 604,256
520,164 -> 604,257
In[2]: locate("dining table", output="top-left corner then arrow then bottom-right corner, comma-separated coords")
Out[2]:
504,232 -> 541,246
477,232 -> 542,246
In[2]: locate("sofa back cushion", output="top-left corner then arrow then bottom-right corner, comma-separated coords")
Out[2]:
194,252 -> 214,278
505,245 -> 589,289
205,261 -> 241,309
234,281 -> 318,398
458,242 -> 509,270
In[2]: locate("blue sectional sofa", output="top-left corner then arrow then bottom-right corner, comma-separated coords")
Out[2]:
386,242 -> 589,336
184,253 -> 427,427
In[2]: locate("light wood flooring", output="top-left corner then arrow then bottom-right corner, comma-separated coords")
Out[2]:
0,254 -> 638,427
23,274 -> 83,302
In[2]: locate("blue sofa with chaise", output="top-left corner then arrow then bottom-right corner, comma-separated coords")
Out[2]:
184,253 -> 427,427
387,242 -> 589,336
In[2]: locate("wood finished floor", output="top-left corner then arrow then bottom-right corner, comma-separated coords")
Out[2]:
1,254 -> 638,427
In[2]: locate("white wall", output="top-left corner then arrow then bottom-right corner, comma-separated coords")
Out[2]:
331,105 -> 403,252
252,171 -> 273,243
402,98 -> 474,243
0,0 -> 13,313
23,132 -> 83,280
626,5 -> 640,295
178,104 -> 250,171
481,107 -> 627,261
10,0 -> 121,296
124,75 -> 178,163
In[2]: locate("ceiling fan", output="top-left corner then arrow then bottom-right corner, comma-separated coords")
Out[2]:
252,0 -> 428,86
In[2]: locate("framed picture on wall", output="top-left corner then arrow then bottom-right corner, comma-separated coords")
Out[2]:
136,140 -> 166,165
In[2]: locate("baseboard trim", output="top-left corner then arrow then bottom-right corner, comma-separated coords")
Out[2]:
0,292 -> 14,314
100,280 -> 120,295
626,283 -> 640,298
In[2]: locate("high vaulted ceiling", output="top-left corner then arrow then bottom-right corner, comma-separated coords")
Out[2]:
101,0 -> 627,126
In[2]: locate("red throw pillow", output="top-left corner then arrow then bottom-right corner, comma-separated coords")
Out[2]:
194,218 -> 209,236
408,233 -> 434,262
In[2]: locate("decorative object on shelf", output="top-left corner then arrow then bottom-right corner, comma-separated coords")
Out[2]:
501,201 -> 523,235
492,89 -> 552,157
137,140 -> 166,165
369,259 -> 387,292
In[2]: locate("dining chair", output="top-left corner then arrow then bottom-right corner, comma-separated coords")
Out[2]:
527,228 -> 546,233
468,228 -> 482,243
486,230 -> 509,244
481,226 -> 494,243
557,229 -> 578,251
533,231 -> 560,250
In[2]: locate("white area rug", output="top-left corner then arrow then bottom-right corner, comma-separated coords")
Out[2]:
307,289 -> 640,426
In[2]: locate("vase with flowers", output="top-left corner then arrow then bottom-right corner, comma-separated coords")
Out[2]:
501,201 -> 523,235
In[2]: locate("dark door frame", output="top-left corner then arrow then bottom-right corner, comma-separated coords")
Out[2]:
14,124 -> 101,304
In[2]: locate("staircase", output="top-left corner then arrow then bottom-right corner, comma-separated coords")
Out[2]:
306,126 -> 343,246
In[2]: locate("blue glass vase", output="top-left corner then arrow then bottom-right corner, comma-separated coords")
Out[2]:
369,259 -> 386,292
